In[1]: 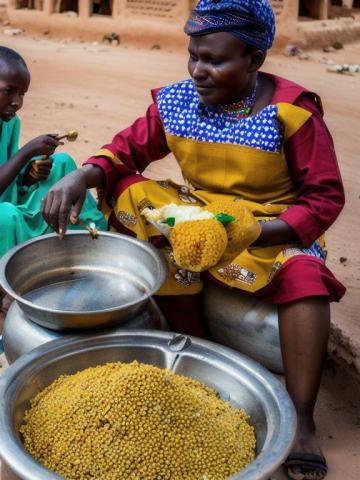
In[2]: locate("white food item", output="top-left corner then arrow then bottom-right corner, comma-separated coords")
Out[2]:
142,204 -> 214,226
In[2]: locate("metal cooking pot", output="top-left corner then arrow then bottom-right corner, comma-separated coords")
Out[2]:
202,282 -> 283,374
0,331 -> 296,480
2,300 -> 168,364
0,232 -> 167,331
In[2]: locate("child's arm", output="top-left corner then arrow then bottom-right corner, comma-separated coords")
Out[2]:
0,134 -> 62,195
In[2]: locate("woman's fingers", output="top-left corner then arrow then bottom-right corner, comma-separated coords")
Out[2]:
41,190 -> 55,228
42,189 -> 70,237
47,191 -> 64,234
41,171 -> 88,238
69,191 -> 85,225
58,195 -> 73,239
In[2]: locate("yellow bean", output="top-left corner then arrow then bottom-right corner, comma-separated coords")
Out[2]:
21,361 -> 256,480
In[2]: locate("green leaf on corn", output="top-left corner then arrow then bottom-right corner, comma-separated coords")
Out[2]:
215,212 -> 235,225
163,217 -> 176,227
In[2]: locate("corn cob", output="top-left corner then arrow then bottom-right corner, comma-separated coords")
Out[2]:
142,200 -> 260,272
170,218 -> 228,272
205,200 -> 261,265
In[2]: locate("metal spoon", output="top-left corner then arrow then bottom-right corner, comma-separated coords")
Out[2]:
56,130 -> 79,142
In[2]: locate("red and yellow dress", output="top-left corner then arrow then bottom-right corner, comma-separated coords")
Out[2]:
85,73 -> 345,303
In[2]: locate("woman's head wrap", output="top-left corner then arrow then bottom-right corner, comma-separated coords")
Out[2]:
184,0 -> 276,51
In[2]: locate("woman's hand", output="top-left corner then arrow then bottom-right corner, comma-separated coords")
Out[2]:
41,169 -> 87,239
21,134 -> 63,158
23,158 -> 53,185
42,164 -> 106,239
251,219 -> 299,246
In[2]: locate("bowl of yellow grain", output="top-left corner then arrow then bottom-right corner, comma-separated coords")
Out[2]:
0,331 -> 296,480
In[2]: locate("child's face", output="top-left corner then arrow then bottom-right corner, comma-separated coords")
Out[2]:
0,63 -> 30,122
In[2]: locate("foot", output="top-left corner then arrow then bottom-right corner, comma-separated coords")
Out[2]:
284,417 -> 327,480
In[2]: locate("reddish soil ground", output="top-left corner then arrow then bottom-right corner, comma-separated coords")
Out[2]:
0,32 -> 359,479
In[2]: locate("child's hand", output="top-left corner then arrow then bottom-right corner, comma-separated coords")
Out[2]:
22,134 -> 63,158
23,158 -> 53,185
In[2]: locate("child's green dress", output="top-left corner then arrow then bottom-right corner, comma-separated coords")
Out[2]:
0,116 -> 107,257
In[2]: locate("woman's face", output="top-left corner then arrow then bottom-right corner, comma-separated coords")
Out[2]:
188,32 -> 264,105
0,63 -> 30,122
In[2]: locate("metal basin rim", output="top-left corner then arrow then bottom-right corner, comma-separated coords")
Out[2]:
0,232 -> 168,315
0,330 -> 296,480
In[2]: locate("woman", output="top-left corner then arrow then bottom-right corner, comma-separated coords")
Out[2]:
0,46 -> 106,258
42,1 -> 345,478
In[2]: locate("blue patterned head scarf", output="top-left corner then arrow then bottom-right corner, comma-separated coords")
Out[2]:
184,0 -> 276,51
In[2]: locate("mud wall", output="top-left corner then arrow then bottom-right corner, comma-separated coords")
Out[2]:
6,0 -> 360,49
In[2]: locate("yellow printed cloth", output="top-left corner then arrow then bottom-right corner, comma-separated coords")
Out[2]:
85,75 -> 344,300
110,177 -> 325,296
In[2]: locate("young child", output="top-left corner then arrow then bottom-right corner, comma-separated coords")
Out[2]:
0,46 -> 106,258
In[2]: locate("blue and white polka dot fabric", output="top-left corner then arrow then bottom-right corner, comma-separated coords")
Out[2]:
157,79 -> 283,153
302,241 -> 326,260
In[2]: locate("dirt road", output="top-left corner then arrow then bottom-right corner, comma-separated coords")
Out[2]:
7,33 -> 359,363
0,32 -> 359,479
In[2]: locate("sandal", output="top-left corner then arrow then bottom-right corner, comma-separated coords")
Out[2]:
284,452 -> 328,480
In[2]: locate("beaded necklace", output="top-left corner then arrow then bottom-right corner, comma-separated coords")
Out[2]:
220,77 -> 259,120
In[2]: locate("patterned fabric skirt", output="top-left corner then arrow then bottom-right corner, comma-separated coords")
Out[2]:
104,174 -> 345,304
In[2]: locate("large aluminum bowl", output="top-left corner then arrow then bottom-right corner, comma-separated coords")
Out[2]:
0,331 -> 296,480
0,232 -> 167,331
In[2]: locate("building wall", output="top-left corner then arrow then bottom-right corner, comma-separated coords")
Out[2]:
5,0 -> 360,48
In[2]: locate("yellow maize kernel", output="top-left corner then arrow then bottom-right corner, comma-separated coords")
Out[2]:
20,361 -> 256,480
169,218 -> 228,272
205,200 -> 261,264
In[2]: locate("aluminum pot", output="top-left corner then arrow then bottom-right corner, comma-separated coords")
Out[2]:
2,299 -> 168,364
202,282 -> 284,374
0,331 -> 296,480
0,232 -> 167,331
